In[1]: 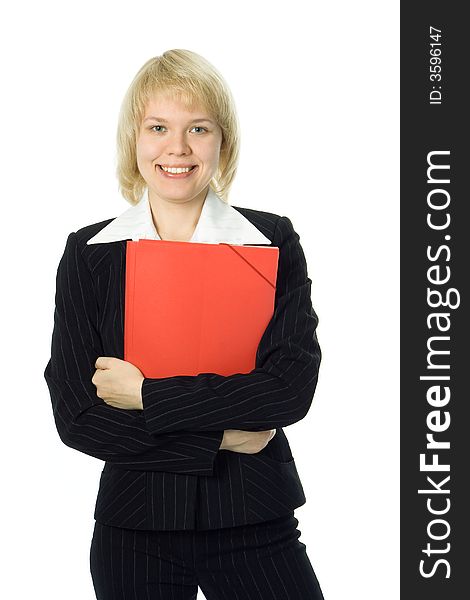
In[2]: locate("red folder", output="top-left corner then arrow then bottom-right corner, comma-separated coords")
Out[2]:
124,240 -> 279,378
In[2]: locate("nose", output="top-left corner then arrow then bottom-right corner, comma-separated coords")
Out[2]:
166,131 -> 191,155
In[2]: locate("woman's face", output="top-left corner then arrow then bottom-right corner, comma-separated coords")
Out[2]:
136,93 -> 223,205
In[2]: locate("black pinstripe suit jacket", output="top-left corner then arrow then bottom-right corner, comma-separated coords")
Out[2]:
44,206 -> 321,531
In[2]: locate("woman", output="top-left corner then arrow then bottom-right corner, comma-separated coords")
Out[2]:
44,49 -> 324,600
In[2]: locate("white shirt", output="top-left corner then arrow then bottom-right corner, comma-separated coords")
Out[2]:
86,187 -> 272,246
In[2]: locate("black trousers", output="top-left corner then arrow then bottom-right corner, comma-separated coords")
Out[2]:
90,512 -> 325,599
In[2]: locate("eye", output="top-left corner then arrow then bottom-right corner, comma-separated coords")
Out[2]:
149,125 -> 208,134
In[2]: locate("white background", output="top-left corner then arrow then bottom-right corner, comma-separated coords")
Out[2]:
1,1 -> 399,598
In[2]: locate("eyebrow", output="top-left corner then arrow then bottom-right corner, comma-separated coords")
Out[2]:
143,116 -> 215,124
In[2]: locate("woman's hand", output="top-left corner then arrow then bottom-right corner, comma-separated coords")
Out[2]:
92,357 -> 144,410
220,429 -> 276,454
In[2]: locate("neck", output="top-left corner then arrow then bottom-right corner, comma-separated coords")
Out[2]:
148,187 -> 209,240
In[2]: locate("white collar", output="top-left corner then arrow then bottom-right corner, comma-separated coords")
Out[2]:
86,187 -> 271,245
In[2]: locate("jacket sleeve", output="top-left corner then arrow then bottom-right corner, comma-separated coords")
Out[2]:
44,231 -> 224,475
141,215 -> 322,435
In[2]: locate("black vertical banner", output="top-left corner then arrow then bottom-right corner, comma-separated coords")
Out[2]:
401,3 -> 468,599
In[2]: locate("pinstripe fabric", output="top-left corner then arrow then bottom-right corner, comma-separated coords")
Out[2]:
90,512 -> 325,599
44,205 -> 322,531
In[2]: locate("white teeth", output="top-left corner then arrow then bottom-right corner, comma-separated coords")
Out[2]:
160,165 -> 194,173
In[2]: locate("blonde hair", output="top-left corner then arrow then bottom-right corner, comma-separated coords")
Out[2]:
116,49 -> 240,205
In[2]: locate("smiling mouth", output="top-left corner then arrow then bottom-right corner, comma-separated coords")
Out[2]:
158,165 -> 197,171
156,164 -> 199,179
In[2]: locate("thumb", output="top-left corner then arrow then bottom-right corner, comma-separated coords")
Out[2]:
95,356 -> 112,370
